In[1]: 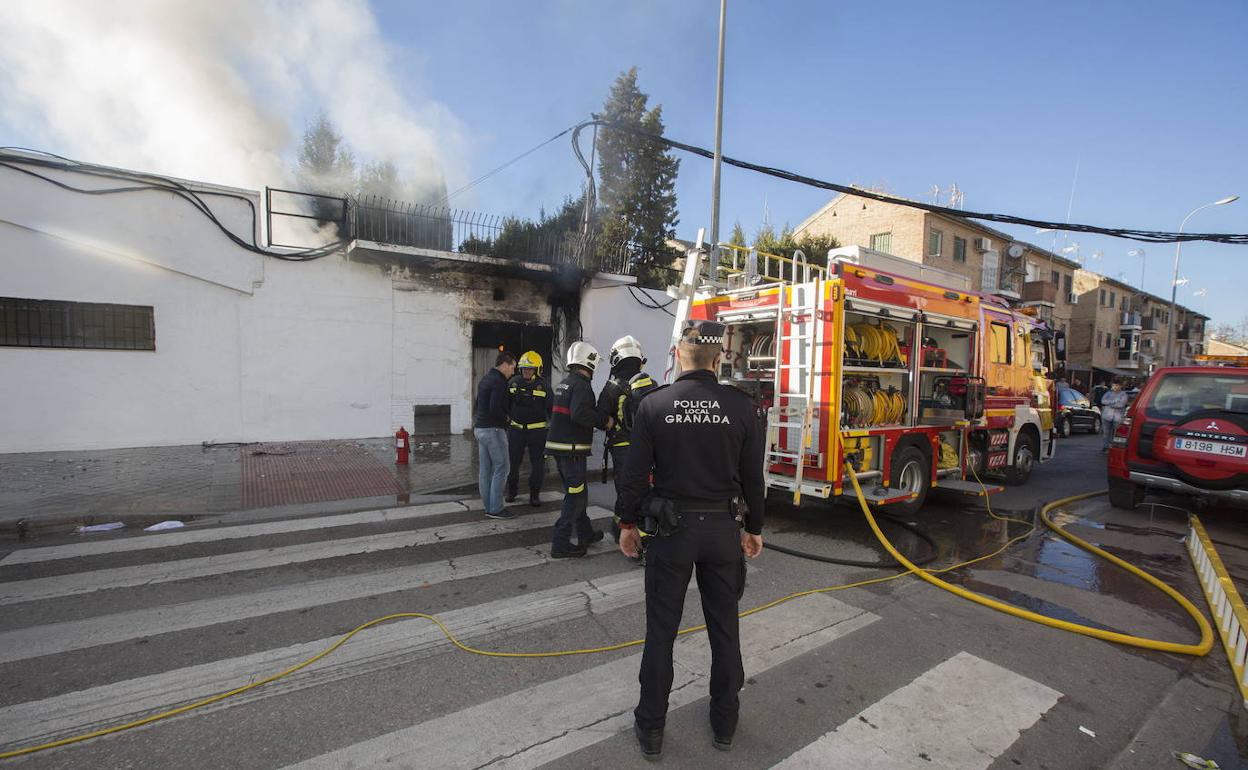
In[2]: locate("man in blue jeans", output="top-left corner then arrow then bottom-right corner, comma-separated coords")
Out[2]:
474,351 -> 517,518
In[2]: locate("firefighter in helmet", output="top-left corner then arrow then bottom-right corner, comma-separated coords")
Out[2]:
506,350 -> 553,507
545,341 -> 614,558
596,335 -> 660,562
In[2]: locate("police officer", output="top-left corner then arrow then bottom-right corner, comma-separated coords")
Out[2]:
615,319 -> 765,760
506,351 -> 553,507
596,335 -> 660,560
545,341 -> 614,558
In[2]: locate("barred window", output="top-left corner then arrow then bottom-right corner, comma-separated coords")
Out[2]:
0,297 -> 155,350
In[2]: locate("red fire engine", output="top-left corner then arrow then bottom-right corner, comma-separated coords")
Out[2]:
670,243 -> 1063,513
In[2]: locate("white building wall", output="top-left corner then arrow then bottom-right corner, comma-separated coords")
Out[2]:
0,158 -> 660,452
579,279 -> 676,391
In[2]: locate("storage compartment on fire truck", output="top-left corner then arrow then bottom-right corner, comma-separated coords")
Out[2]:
917,316 -> 978,425
718,317 -> 777,423
841,307 -> 912,428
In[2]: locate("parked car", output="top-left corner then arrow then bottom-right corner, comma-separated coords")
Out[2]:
1107,366 -> 1248,509
1055,387 -> 1101,437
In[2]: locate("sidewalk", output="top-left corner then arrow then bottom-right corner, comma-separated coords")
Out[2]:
0,435 -> 490,535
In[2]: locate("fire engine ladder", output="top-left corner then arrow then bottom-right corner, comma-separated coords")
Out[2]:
766,276 -> 823,504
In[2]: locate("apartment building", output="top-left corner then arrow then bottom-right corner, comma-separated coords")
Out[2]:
795,193 -> 1079,332
795,193 -> 1207,385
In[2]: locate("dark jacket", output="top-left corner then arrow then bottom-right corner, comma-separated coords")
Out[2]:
507,374 -> 553,429
474,368 -> 510,429
615,369 -> 766,534
596,362 -> 659,449
546,369 -> 610,455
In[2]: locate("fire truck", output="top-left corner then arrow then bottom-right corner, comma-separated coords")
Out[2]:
670,242 -> 1064,514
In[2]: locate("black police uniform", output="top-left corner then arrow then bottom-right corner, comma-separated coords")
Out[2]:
546,368 -> 611,552
506,373 -> 553,500
615,367 -> 765,738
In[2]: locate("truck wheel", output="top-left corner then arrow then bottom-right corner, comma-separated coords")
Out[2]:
1003,432 -> 1037,486
1108,476 -> 1144,510
889,445 -> 931,516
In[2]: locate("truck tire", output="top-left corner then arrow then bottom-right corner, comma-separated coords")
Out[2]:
889,444 -> 931,516
1003,431 -> 1038,486
1108,476 -> 1144,510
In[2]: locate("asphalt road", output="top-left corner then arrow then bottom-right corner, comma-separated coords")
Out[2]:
2,433 -> 1246,769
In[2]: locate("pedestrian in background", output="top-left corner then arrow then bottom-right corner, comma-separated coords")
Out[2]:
506,350 -> 553,508
545,341 -> 613,558
1100,377 -> 1130,453
474,351 -> 516,518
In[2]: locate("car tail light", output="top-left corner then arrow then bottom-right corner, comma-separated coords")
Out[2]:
1111,417 -> 1131,448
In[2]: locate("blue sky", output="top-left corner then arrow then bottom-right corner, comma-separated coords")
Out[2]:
375,0 -> 1247,326
1,1 -> 1243,327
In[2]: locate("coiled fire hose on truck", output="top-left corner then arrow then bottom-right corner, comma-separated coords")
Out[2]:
0,468 -> 1213,759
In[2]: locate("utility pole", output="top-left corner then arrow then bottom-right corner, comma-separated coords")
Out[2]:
708,0 -> 727,281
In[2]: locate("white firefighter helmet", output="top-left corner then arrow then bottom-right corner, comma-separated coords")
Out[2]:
609,335 -> 645,369
566,341 -> 601,373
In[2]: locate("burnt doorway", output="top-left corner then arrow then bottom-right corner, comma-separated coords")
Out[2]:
470,321 -> 554,417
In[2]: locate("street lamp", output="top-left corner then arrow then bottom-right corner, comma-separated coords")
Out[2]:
1165,195 -> 1238,366
1126,248 -> 1145,292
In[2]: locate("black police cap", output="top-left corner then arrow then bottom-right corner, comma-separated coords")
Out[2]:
681,319 -> 726,346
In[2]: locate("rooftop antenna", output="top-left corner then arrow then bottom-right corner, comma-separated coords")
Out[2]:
929,184 -> 941,204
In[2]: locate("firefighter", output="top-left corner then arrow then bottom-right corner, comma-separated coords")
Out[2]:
506,350 -> 553,507
615,319 -> 765,760
545,341 -> 614,558
596,335 -> 660,562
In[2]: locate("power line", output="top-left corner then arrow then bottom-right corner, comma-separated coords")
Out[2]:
571,120 -> 1248,246
440,126 -> 576,205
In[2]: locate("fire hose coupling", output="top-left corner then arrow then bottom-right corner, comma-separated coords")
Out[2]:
844,451 -> 863,471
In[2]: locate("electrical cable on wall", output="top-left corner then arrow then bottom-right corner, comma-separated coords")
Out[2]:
571,120 -> 1248,246
0,149 -> 345,261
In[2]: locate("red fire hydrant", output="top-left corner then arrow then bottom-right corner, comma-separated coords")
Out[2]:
395,426 -> 410,464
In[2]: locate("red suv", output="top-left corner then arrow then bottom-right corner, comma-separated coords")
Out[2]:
1107,366 -> 1248,509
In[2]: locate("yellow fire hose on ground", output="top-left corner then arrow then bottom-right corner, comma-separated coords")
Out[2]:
0,467 -> 1213,760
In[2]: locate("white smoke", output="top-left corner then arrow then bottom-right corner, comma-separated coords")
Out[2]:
0,0 -> 463,196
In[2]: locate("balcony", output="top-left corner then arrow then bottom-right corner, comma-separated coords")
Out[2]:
1021,281 -> 1057,305
1120,312 -> 1141,330
1176,326 -> 1194,340
1140,316 -> 1158,332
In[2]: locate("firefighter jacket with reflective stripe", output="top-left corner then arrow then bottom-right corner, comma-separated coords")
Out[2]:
546,369 -> 609,455
507,374 -> 552,429
596,370 -> 660,448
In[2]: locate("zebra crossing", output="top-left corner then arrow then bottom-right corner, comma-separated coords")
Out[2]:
0,493 -> 1070,768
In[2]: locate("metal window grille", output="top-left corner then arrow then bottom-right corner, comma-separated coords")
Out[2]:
869,232 -> 892,254
0,297 -> 155,350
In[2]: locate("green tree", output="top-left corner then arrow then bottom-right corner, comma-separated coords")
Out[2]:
595,68 -> 680,278
297,112 -> 356,193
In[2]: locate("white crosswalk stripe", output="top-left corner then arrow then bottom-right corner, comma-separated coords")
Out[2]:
0,572 -> 647,753
0,494 -> 563,565
282,594 -> 880,770
0,542 -> 614,665
0,493 -> 1070,768
772,651 -> 1062,770
0,506 -> 613,606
